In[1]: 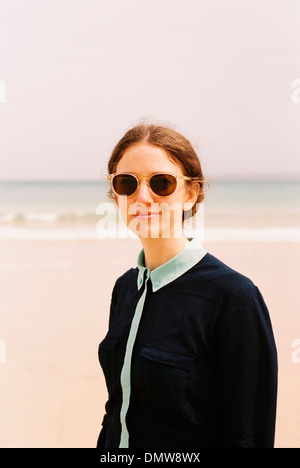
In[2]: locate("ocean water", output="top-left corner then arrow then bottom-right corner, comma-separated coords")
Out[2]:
0,180 -> 299,241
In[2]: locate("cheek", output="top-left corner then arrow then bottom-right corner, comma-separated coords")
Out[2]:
116,197 -> 130,224
166,186 -> 187,210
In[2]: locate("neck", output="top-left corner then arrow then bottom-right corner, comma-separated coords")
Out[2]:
140,235 -> 189,271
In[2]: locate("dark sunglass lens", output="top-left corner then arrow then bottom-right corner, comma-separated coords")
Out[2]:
150,174 -> 177,196
113,175 -> 137,196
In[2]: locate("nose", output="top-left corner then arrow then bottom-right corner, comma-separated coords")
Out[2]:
134,179 -> 154,204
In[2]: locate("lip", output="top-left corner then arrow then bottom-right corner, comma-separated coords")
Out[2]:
133,212 -> 160,219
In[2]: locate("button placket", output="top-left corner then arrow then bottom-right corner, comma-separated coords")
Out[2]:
119,274 -> 150,448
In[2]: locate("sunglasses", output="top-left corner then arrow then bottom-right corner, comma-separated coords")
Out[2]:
107,172 -> 202,197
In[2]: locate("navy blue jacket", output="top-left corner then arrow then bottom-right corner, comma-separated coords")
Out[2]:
97,251 -> 277,448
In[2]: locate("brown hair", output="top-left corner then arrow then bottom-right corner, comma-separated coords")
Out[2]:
107,123 -> 208,219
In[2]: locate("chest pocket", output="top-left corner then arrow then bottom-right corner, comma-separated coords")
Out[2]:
98,333 -> 126,393
140,346 -> 194,416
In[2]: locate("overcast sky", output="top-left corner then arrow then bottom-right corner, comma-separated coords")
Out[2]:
0,0 -> 299,181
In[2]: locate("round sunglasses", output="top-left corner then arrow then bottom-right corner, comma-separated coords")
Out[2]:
107,172 -> 202,197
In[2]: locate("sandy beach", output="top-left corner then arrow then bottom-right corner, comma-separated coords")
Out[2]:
0,237 -> 299,448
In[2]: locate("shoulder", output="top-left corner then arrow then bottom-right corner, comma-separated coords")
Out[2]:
191,251 -> 258,299
193,253 -> 273,330
113,267 -> 138,291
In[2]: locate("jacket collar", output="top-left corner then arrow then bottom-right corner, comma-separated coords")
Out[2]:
137,237 -> 207,292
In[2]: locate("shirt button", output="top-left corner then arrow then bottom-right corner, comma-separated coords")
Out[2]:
153,279 -> 161,287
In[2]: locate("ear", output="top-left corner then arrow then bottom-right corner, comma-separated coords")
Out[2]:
184,182 -> 200,207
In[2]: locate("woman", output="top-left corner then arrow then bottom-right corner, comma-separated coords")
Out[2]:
97,124 -> 278,448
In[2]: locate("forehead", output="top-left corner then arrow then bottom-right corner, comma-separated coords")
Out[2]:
116,142 -> 183,174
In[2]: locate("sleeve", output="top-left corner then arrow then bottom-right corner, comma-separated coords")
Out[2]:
96,278 -> 120,448
214,283 -> 278,448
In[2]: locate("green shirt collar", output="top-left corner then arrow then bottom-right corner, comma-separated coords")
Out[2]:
137,237 -> 207,292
